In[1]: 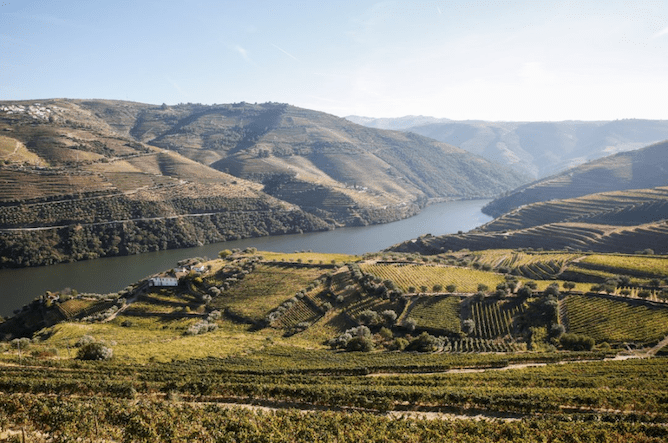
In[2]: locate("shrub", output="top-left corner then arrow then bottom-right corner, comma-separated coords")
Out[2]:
560,333 -> 595,351
346,336 -> 374,352
404,317 -> 417,332
389,337 -> 408,351
381,310 -> 397,325
638,290 -> 652,299
77,342 -> 113,361
406,332 -> 439,352
379,327 -> 393,340
75,335 -> 95,347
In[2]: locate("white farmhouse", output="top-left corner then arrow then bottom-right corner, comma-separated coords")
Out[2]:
148,277 -> 179,287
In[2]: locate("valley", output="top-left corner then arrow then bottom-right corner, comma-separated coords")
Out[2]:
2,100 -> 668,442
0,99 -> 525,269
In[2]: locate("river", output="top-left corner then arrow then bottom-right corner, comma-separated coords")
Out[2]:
0,199 -> 491,316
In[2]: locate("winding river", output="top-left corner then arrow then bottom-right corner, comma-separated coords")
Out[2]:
0,199 -> 491,316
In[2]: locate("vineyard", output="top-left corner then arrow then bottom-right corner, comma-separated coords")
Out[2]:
468,299 -> 525,339
3,249 -> 668,441
560,295 -> 668,344
578,254 -> 668,279
1,350 -> 668,441
468,250 -> 580,279
406,295 -> 461,333
206,264 -> 326,323
360,263 -> 506,293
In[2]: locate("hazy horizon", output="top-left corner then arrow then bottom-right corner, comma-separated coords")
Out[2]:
2,1 -> 667,122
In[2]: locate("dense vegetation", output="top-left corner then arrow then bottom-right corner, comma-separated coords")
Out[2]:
1,249 -> 668,441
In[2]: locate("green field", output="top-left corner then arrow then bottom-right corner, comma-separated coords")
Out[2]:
561,295 -> 668,344
406,295 -> 461,333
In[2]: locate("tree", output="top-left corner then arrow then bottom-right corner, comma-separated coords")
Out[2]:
406,332 -> 439,352
543,283 -> 560,297
638,290 -> 652,299
562,282 -> 576,292
381,310 -> 397,325
446,284 -> 457,293
525,281 -> 538,290
462,318 -> 475,335
77,342 -> 113,360
346,336 -> 374,352
433,284 -> 443,292
477,284 -> 489,292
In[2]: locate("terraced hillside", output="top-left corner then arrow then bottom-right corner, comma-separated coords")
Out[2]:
483,140 -> 668,217
390,184 -> 668,255
480,187 -> 668,232
78,100 -> 528,220
390,220 -> 668,255
0,101 -> 329,267
0,99 -> 527,267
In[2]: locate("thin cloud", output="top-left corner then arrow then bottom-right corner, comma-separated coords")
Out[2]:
234,45 -> 251,62
270,43 -> 299,61
652,27 -> 668,38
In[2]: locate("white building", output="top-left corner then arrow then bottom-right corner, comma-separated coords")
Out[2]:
148,277 -> 179,287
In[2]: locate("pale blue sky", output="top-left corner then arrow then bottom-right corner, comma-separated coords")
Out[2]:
2,0 -> 667,121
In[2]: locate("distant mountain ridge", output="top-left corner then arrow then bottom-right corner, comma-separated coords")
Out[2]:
346,115 -> 668,179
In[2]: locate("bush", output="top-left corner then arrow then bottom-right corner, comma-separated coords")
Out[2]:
346,336 -> 374,352
560,333 -> 595,351
389,337 -> 409,351
404,317 -> 417,332
406,332 -> 439,352
77,342 -> 113,360
381,310 -> 397,325
379,327 -> 393,340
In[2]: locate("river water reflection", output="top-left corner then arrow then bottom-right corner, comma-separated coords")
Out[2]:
0,199 -> 491,316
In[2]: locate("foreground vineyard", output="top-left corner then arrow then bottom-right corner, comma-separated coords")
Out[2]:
0,354 -> 667,441
2,249 -> 668,441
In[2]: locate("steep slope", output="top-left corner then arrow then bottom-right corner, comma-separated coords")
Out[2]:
388,186 -> 668,255
79,101 -> 529,225
0,100 -> 328,267
483,140 -> 668,217
347,116 -> 668,179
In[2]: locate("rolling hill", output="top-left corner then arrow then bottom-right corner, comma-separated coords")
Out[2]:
79,100 -> 529,224
483,140 -> 668,217
0,99 -> 526,267
347,115 -> 668,179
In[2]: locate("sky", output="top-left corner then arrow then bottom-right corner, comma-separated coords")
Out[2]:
1,0 -> 667,121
